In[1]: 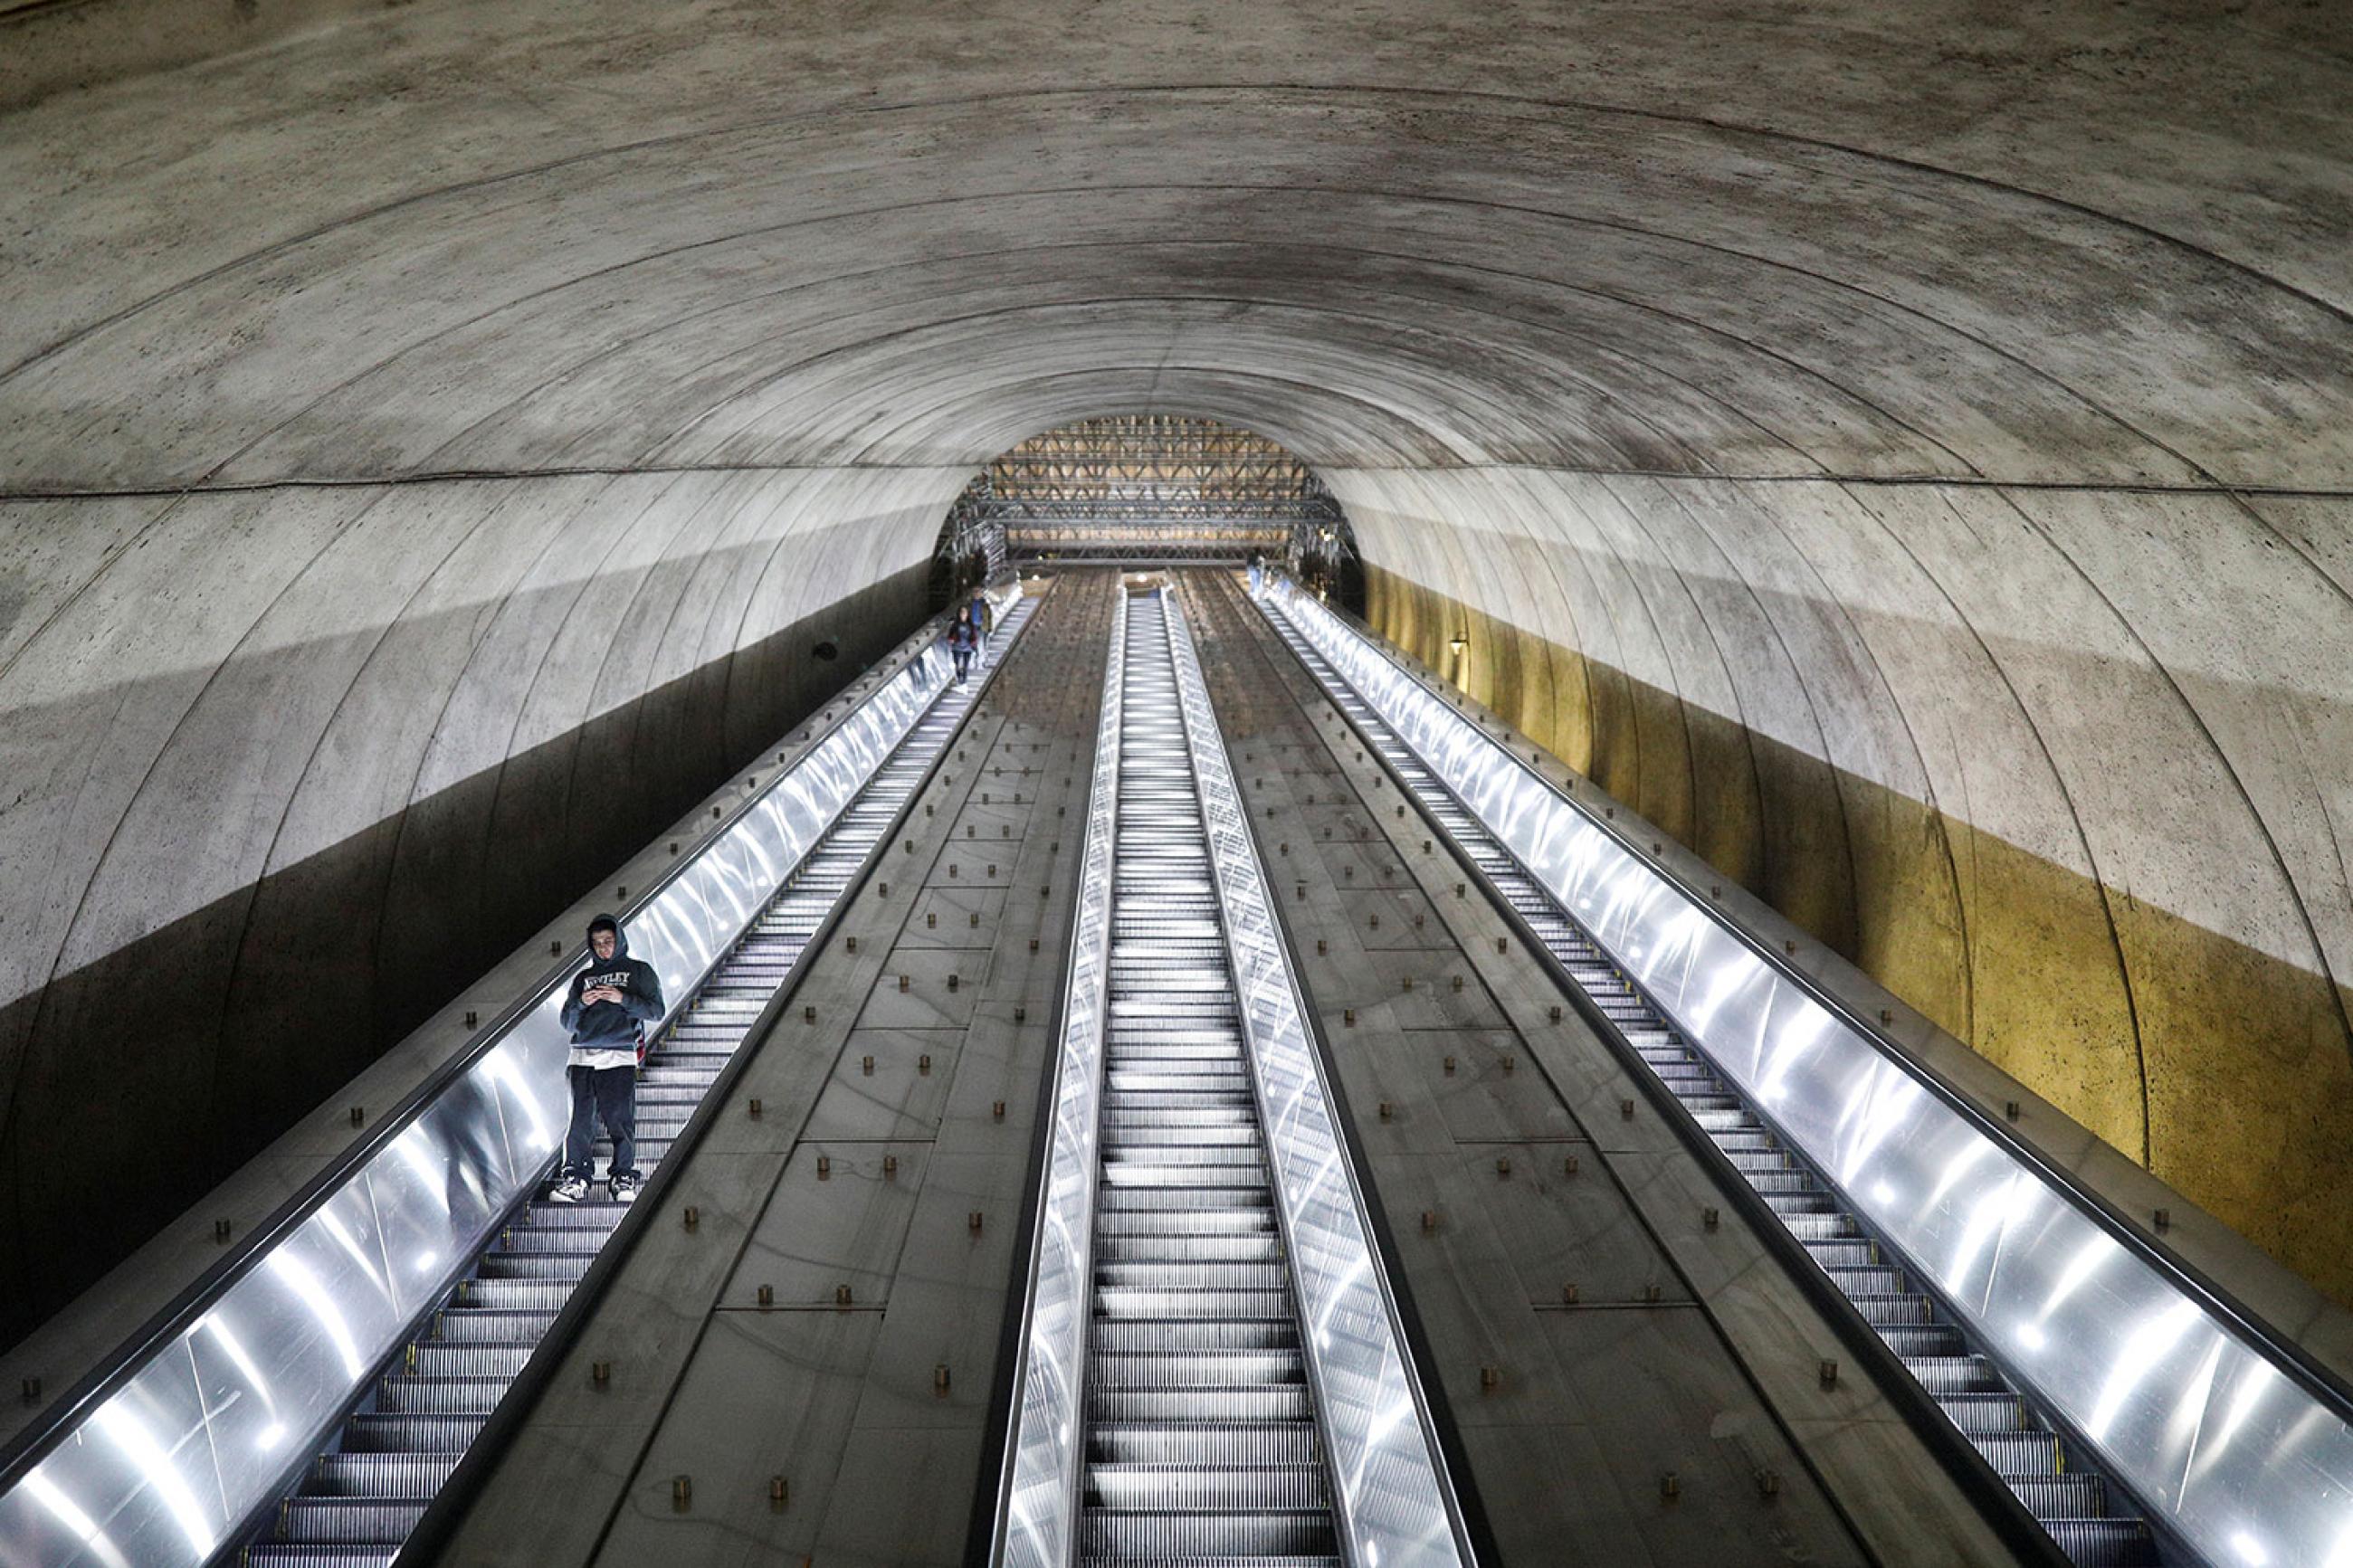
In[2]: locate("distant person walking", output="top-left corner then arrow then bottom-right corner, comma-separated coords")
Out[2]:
969,588 -> 993,651
1246,550 -> 1265,597
552,914 -> 664,1203
948,607 -> 980,684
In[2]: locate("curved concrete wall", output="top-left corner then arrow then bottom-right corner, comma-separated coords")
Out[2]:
0,474 -> 938,1341
0,0 -> 2348,1323
1347,475 -> 2353,1301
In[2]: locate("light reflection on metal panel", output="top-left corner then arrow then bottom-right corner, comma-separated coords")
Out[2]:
1267,581 -> 2353,1568
994,592 -> 1126,1568
0,637 -> 968,1568
1163,592 -> 1470,1567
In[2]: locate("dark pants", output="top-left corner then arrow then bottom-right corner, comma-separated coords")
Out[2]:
564,1063 -> 637,1181
952,648 -> 973,681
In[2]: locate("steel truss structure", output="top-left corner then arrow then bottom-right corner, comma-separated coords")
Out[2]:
938,414 -> 1349,569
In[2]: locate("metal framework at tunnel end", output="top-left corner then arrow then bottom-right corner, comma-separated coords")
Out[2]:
935,414 -> 1357,588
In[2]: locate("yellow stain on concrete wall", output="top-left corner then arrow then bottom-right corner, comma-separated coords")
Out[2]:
1365,565 -> 2353,1307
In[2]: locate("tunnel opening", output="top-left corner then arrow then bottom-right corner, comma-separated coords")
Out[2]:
929,413 -> 1362,613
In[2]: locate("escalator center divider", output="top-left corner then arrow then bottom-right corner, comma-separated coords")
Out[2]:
230,590 -> 1047,1568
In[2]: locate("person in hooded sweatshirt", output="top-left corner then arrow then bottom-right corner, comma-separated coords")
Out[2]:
552,914 -> 665,1203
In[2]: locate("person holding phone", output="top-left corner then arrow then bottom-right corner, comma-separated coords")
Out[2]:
551,913 -> 664,1202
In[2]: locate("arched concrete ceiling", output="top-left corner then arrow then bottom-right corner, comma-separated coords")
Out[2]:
1,0 -> 2350,1335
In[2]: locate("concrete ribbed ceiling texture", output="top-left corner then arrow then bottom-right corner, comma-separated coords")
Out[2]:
0,0 -> 2348,1341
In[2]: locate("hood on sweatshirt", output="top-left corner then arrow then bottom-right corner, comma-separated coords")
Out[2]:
587,912 -> 628,958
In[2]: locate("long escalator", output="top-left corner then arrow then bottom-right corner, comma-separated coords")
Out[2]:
1248,583 -> 2149,1565
990,584 -> 1469,1568
0,594 -> 1038,1568
254,594 -> 1037,1564
1087,590 -> 1334,1562
1243,572 -> 2353,1568
246,595 -> 1041,1565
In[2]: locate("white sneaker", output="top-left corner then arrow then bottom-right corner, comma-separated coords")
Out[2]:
608,1173 -> 641,1204
548,1174 -> 589,1204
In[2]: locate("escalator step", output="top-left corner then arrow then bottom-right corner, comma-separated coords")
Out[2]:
1903,1355 -> 2000,1395
341,1413 -> 487,1452
2043,1518 -> 2159,1568
516,1201 -> 629,1228
1092,1320 -> 1300,1353
1881,1325 -> 1968,1358
1804,1240 -> 1879,1269
459,1278 -> 583,1310
496,1229 -> 611,1256
1099,1164 -> 1269,1191
430,1307 -> 557,1342
1106,1144 -> 1267,1166
1100,1186 -> 1275,1212
376,1376 -> 513,1415
1094,1234 -> 1281,1263
408,1343 -> 533,1378
1763,1191 -> 1839,1216
1097,1207 -> 1271,1237
1779,1214 -> 1861,1242
1096,1261 -> 1290,1289
1939,1393 -> 2035,1435
476,1253 -> 591,1281
1710,1130 -> 1778,1155
279,1498 -> 428,1544
1080,1507 -> 1337,1559
304,1453 -> 460,1497
1103,1045 -> 1244,1067
2011,1477 -> 2110,1519
1089,1349 -> 1308,1386
1970,1431 -> 2062,1476
1100,1109 -> 1256,1132
1087,1463 -> 1329,1510
1089,1386 -> 1315,1423
1088,1421 -> 1321,1468
1825,1265 -> 1909,1297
